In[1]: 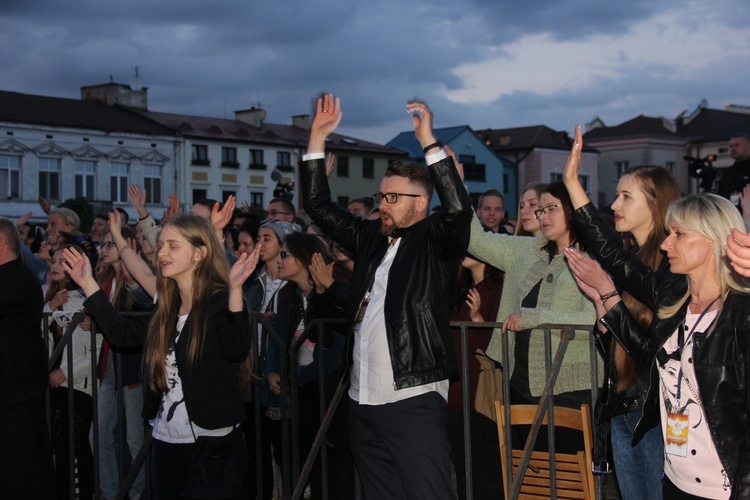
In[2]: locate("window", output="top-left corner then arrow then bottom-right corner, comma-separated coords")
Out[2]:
363,158 -> 374,179
192,144 -> 209,166
144,165 -> 162,204
0,154 -> 20,199
277,151 -> 291,167
249,149 -> 265,169
250,192 -> 263,208
615,161 -> 629,179
192,189 -> 207,204
665,161 -> 675,173
460,155 -> 486,182
110,162 -> 129,203
222,190 -> 236,202
552,172 -> 590,193
75,160 -> 96,201
503,174 -> 509,193
337,156 -> 349,177
38,158 -> 60,201
221,147 -> 238,168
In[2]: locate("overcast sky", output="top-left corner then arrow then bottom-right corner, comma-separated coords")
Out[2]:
1,0 -> 748,143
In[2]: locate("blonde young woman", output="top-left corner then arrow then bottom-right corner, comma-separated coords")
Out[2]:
63,214 -> 259,499
514,183 -> 545,237
564,126 -> 750,499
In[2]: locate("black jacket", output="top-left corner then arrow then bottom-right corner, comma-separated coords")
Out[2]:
574,202 -> 750,498
300,156 -> 473,389
84,288 -> 252,430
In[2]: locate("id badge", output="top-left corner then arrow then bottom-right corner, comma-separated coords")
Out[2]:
666,411 -> 689,457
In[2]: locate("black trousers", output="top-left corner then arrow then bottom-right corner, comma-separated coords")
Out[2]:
349,392 -> 454,499
0,397 -> 57,499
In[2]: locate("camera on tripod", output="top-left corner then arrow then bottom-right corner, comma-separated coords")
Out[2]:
685,154 -> 717,191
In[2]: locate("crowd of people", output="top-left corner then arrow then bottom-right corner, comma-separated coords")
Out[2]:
2,98 -> 750,499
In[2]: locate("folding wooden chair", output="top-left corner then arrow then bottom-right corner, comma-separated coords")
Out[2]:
495,401 -> 595,499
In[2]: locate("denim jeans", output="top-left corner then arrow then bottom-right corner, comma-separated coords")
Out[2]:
90,352 -> 146,498
611,411 -> 663,500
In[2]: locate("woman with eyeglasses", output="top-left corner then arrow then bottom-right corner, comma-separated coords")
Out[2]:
466,180 -> 600,428
265,232 -> 347,500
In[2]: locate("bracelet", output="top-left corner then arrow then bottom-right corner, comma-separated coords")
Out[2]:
138,212 -> 150,221
600,290 -> 619,302
422,141 -> 443,153
118,245 -> 132,258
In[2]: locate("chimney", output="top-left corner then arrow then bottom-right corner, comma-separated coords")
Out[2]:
235,107 -> 267,127
724,103 -> 750,115
80,82 -> 148,110
292,114 -> 310,130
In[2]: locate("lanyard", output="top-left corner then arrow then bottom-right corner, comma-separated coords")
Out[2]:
675,297 -> 719,407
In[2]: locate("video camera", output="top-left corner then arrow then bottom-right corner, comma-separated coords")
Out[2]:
685,154 -> 717,191
271,168 -> 295,201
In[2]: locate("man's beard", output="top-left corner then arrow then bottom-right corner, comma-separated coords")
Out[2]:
379,206 -> 415,236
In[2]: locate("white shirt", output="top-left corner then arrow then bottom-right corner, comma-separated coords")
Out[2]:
151,314 -> 234,443
348,238 -> 448,405
660,309 -> 729,499
305,147 -> 450,405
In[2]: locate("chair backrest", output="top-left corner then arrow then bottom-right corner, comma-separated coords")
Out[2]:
495,401 -> 595,499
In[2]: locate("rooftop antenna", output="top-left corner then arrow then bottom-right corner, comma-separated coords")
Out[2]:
130,66 -> 142,91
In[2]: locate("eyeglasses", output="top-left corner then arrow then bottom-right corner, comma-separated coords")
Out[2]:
533,204 -> 561,219
265,210 -> 291,217
372,192 -> 421,204
280,251 -> 295,260
101,242 -> 116,250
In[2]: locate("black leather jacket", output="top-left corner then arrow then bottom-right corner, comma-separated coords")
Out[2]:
574,202 -> 750,498
300,156 -> 473,389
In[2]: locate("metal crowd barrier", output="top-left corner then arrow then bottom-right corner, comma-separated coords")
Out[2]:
44,311 -> 601,500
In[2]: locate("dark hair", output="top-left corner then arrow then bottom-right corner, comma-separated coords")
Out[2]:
269,198 -> 296,215
478,189 -> 505,209
349,197 -> 374,213
539,181 -> 583,255
194,198 -> 219,210
280,232 -> 334,299
384,161 -> 434,203
238,219 -> 260,242
114,207 -> 129,224
730,132 -> 750,141
453,258 -> 504,314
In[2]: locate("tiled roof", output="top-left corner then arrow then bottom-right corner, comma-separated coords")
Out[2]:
584,115 -> 678,141
387,125 -> 472,159
477,125 -> 596,153
138,110 -> 406,156
0,90 -> 177,136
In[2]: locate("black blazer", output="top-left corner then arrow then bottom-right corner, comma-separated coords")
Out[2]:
84,288 -> 252,429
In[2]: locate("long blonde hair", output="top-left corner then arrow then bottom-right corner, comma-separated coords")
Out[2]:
658,193 -> 750,321
143,214 -> 231,394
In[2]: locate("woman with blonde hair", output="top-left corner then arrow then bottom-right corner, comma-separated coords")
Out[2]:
514,183 -> 545,237
62,213 -> 259,499
564,126 -> 750,499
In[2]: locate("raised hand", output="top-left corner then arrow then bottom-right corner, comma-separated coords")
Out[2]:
211,195 -> 236,232
308,252 -> 335,293
38,195 -> 51,214
726,228 -> 750,278
163,194 -> 180,220
466,288 -> 484,322
562,125 -> 589,209
61,247 -> 99,297
406,100 -> 438,152
14,212 -> 32,229
308,94 -> 343,153
229,245 -> 261,289
128,184 -> 148,218
563,247 -> 616,298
